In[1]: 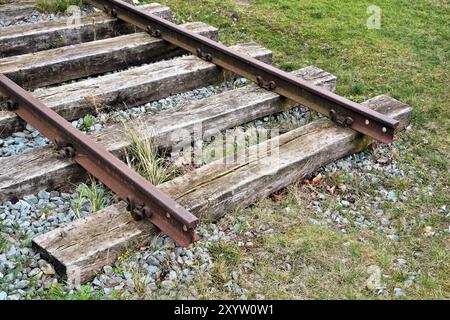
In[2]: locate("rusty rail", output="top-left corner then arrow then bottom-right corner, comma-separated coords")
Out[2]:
0,74 -> 199,247
86,0 -> 399,143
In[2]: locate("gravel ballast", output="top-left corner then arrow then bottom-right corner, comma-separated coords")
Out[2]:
1,134 -> 447,299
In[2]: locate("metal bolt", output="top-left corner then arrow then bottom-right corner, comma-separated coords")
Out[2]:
365,119 -> 370,125
110,8 -> 117,18
142,206 -> 152,218
126,196 -> 134,211
183,225 -> 188,232
130,210 -> 143,221
268,81 -> 277,90
256,76 -> 264,86
132,202 -> 145,221
344,117 -> 354,126
63,145 -> 76,158
382,127 -> 387,133
196,48 -> 212,61
146,25 -> 161,37
166,212 -> 171,219
329,109 -> 337,122
6,100 -> 18,111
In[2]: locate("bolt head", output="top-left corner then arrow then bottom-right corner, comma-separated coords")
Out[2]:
130,210 -> 143,221
6,100 -> 18,111
268,81 -> 277,90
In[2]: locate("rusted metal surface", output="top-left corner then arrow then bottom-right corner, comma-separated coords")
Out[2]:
85,0 -> 399,143
0,74 -> 199,247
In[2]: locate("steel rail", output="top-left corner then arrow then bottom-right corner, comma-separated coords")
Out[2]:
86,0 -> 398,143
0,74 -> 199,247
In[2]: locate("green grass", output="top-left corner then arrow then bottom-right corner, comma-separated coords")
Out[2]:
124,122 -> 176,185
43,284 -> 107,300
209,242 -> 242,266
0,235 -> 8,253
80,114 -> 95,132
151,0 -> 449,299
79,114 -> 96,132
36,0 -> 84,13
207,241 -> 243,294
73,177 -> 114,217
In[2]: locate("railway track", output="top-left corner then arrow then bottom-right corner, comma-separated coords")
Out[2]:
0,1 -> 411,285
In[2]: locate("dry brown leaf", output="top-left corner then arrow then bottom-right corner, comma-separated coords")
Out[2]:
271,193 -> 284,202
311,174 -> 322,185
327,185 -> 336,194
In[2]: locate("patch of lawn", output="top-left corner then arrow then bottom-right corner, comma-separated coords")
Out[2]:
0,235 -> 8,253
151,0 -> 448,299
208,241 -> 243,289
43,284 -> 107,300
73,177 -> 114,217
36,0 -> 83,13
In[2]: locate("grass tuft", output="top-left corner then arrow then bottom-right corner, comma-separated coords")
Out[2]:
79,114 -> 96,132
73,177 -> 114,217
124,122 -> 176,185
36,0 -> 84,13
0,235 -> 8,254
43,284 -> 106,300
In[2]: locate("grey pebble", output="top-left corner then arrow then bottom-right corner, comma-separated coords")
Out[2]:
387,191 -> 398,202
38,191 -> 50,200
394,288 -> 405,297
161,280 -> 174,289
103,265 -> 113,275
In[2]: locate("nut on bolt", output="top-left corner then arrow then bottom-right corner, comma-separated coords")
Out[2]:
196,48 -> 213,62
5,100 -> 18,111
256,76 -> 264,86
344,117 -> 354,126
132,202 -> 145,221
146,25 -> 161,37
126,195 -> 135,211
63,145 -> 76,158
141,206 -> 152,218
268,81 -> 277,90
255,76 -> 276,90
